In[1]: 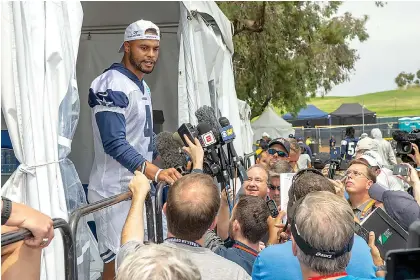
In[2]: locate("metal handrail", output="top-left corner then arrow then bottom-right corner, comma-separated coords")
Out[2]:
69,191 -> 156,243
244,151 -> 256,169
1,218 -> 76,280
155,182 -> 166,243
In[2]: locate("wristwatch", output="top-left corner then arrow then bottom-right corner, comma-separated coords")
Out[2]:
1,196 -> 12,225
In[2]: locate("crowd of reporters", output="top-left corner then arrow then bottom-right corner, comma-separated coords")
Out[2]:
115,128 -> 420,280
2,125 -> 420,280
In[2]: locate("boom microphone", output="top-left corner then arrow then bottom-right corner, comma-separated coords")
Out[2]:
195,106 -> 221,141
156,132 -> 187,170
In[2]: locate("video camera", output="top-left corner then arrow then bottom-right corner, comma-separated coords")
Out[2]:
327,158 -> 349,179
392,129 -> 420,165
385,221 -> 420,279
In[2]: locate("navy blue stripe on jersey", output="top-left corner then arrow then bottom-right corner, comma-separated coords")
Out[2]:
95,111 -> 146,173
88,88 -> 129,109
105,63 -> 144,94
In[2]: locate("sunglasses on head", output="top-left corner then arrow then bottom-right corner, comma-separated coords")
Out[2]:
269,184 -> 280,191
267,149 -> 288,157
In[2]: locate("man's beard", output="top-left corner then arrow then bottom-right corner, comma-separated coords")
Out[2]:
129,52 -> 155,74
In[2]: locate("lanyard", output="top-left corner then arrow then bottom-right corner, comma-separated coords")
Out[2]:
308,272 -> 347,280
165,237 -> 201,248
232,243 -> 258,257
359,199 -> 375,221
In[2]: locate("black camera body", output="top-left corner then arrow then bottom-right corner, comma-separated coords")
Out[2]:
328,158 -> 349,179
393,129 -> 420,154
393,129 -> 420,165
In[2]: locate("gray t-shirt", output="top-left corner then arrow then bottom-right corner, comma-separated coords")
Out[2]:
116,240 -> 251,280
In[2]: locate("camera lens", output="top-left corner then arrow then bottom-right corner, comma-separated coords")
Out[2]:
402,144 -> 411,153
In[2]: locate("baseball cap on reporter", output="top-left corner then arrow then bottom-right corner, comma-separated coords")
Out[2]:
360,150 -> 384,168
118,20 -> 160,53
355,137 -> 378,153
268,138 -> 291,154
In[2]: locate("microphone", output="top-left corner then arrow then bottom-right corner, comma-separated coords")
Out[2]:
156,132 -> 187,170
197,122 -> 219,158
218,117 -> 248,183
219,117 -> 236,144
196,122 -> 221,176
195,106 -> 221,142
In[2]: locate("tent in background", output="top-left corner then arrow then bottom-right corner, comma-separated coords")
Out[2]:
330,103 -> 377,125
251,106 -> 294,142
282,104 -> 329,127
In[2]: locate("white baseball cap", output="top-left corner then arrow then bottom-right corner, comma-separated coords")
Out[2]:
262,132 -> 270,138
360,150 -> 383,167
355,137 -> 378,152
118,20 -> 160,53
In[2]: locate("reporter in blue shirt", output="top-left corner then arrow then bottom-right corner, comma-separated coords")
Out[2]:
215,195 -> 270,275
253,191 -> 381,280
253,170 -> 379,280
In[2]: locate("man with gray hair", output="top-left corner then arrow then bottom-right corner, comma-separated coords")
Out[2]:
116,243 -> 201,280
291,191 -> 382,280
117,172 -> 250,280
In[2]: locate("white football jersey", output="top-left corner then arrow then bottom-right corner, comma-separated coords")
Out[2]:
88,63 -> 153,197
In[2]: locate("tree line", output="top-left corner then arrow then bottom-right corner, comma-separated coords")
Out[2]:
217,1 -> 384,118
394,70 -> 420,89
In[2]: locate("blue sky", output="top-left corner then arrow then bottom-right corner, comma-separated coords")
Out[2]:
327,1 -> 420,96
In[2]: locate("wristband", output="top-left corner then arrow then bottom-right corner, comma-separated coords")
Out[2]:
1,197 -> 12,225
376,264 -> 386,272
154,169 -> 163,182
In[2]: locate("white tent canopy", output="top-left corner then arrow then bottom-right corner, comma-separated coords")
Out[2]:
70,1 -> 247,184
251,106 -> 294,142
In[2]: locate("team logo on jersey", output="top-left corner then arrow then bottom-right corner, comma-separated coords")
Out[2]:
96,93 -> 113,107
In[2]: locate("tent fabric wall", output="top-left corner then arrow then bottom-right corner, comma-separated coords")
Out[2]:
251,106 -> 294,142
1,2 -> 91,280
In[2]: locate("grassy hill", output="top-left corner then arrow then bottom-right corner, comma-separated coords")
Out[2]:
308,87 -> 420,117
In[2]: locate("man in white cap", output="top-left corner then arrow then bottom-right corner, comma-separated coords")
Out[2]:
262,132 -> 270,140
354,137 -> 380,159
357,150 -> 405,191
87,20 -> 181,279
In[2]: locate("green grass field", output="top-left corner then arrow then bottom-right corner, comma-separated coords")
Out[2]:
308,87 -> 420,117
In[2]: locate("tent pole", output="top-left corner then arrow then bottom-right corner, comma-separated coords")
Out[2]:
362,100 -> 365,133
